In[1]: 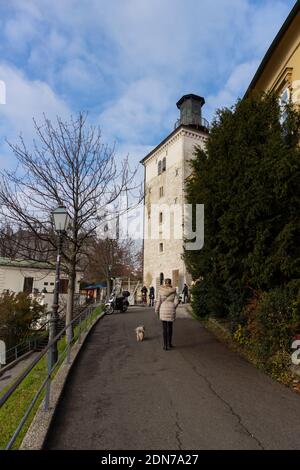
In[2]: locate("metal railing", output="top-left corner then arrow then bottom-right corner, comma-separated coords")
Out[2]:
1,339 -> 37,367
0,302 -> 103,450
174,116 -> 210,130
0,312 -> 62,368
1,302 -> 91,369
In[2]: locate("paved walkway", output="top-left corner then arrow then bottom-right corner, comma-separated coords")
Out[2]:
0,352 -> 39,393
45,307 -> 300,450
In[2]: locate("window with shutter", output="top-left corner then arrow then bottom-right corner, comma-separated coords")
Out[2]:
23,277 -> 33,293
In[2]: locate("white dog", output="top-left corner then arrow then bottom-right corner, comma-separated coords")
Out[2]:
135,325 -> 145,342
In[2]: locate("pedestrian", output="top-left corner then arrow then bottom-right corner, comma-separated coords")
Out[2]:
182,283 -> 189,304
141,285 -> 148,305
149,286 -> 155,307
155,278 -> 179,350
87,290 -> 93,304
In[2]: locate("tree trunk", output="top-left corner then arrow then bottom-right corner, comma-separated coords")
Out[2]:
106,277 -> 111,300
66,259 -> 76,343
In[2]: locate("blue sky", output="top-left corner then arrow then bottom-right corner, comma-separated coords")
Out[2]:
0,0 -> 296,169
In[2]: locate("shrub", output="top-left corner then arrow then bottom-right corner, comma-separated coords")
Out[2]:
254,282 -> 300,357
191,276 -> 227,318
239,281 -> 300,375
185,93 -> 300,324
0,291 -> 45,348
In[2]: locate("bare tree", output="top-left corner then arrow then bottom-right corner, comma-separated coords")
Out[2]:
0,113 -> 139,337
85,237 -> 141,292
0,223 -> 53,261
0,224 -> 20,258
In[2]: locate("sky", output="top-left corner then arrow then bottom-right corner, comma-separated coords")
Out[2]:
0,0 -> 296,171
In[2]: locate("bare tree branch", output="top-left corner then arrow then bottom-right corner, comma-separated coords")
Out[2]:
0,112 -> 141,333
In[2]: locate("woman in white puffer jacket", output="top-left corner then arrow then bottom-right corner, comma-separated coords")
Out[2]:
155,278 -> 179,350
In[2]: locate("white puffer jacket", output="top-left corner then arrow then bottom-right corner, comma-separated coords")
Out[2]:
155,286 -> 179,322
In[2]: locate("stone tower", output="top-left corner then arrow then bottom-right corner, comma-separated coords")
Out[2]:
141,94 -> 209,296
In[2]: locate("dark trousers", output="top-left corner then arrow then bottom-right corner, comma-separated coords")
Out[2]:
149,297 -> 154,307
162,321 -> 173,348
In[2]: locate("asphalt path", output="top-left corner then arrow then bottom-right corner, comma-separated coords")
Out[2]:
0,352 -> 40,393
45,306 -> 300,450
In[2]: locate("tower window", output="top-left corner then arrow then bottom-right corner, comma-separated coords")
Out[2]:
159,186 -> 164,198
159,212 -> 163,223
158,161 -> 162,175
159,243 -> 164,253
162,157 -> 166,172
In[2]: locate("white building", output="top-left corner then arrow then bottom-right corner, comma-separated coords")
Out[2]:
141,94 -> 209,296
0,257 -> 82,310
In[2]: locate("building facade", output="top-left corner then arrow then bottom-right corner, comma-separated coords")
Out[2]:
0,257 -> 82,309
247,1 -> 300,105
141,95 -> 209,296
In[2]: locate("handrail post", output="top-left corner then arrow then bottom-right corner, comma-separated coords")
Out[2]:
84,310 -> 88,332
78,314 -> 82,344
44,346 -> 53,411
67,323 -> 72,365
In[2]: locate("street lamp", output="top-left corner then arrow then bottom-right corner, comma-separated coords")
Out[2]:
49,205 -> 70,367
53,205 -> 70,233
107,264 -> 112,299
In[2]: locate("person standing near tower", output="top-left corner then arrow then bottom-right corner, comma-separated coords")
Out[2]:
141,285 -> 148,305
182,283 -> 189,303
149,286 -> 155,307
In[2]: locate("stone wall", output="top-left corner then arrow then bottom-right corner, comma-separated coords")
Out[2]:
143,126 -> 207,293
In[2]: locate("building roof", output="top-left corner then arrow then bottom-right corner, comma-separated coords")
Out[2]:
246,1 -> 300,94
140,124 -> 208,165
0,257 -> 83,273
0,257 -> 56,270
176,94 -> 205,108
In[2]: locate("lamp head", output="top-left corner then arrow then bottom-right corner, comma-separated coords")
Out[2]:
52,205 -> 70,233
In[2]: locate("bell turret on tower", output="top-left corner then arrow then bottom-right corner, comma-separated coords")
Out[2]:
175,94 -> 209,131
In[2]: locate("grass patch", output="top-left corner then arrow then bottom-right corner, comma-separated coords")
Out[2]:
0,304 -> 104,450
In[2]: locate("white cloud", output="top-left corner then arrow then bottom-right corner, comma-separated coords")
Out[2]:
206,61 -> 259,120
98,78 -> 176,144
0,63 -> 70,164
0,0 -> 296,170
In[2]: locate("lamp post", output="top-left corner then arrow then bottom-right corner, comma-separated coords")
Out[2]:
49,205 -> 70,367
107,264 -> 112,300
